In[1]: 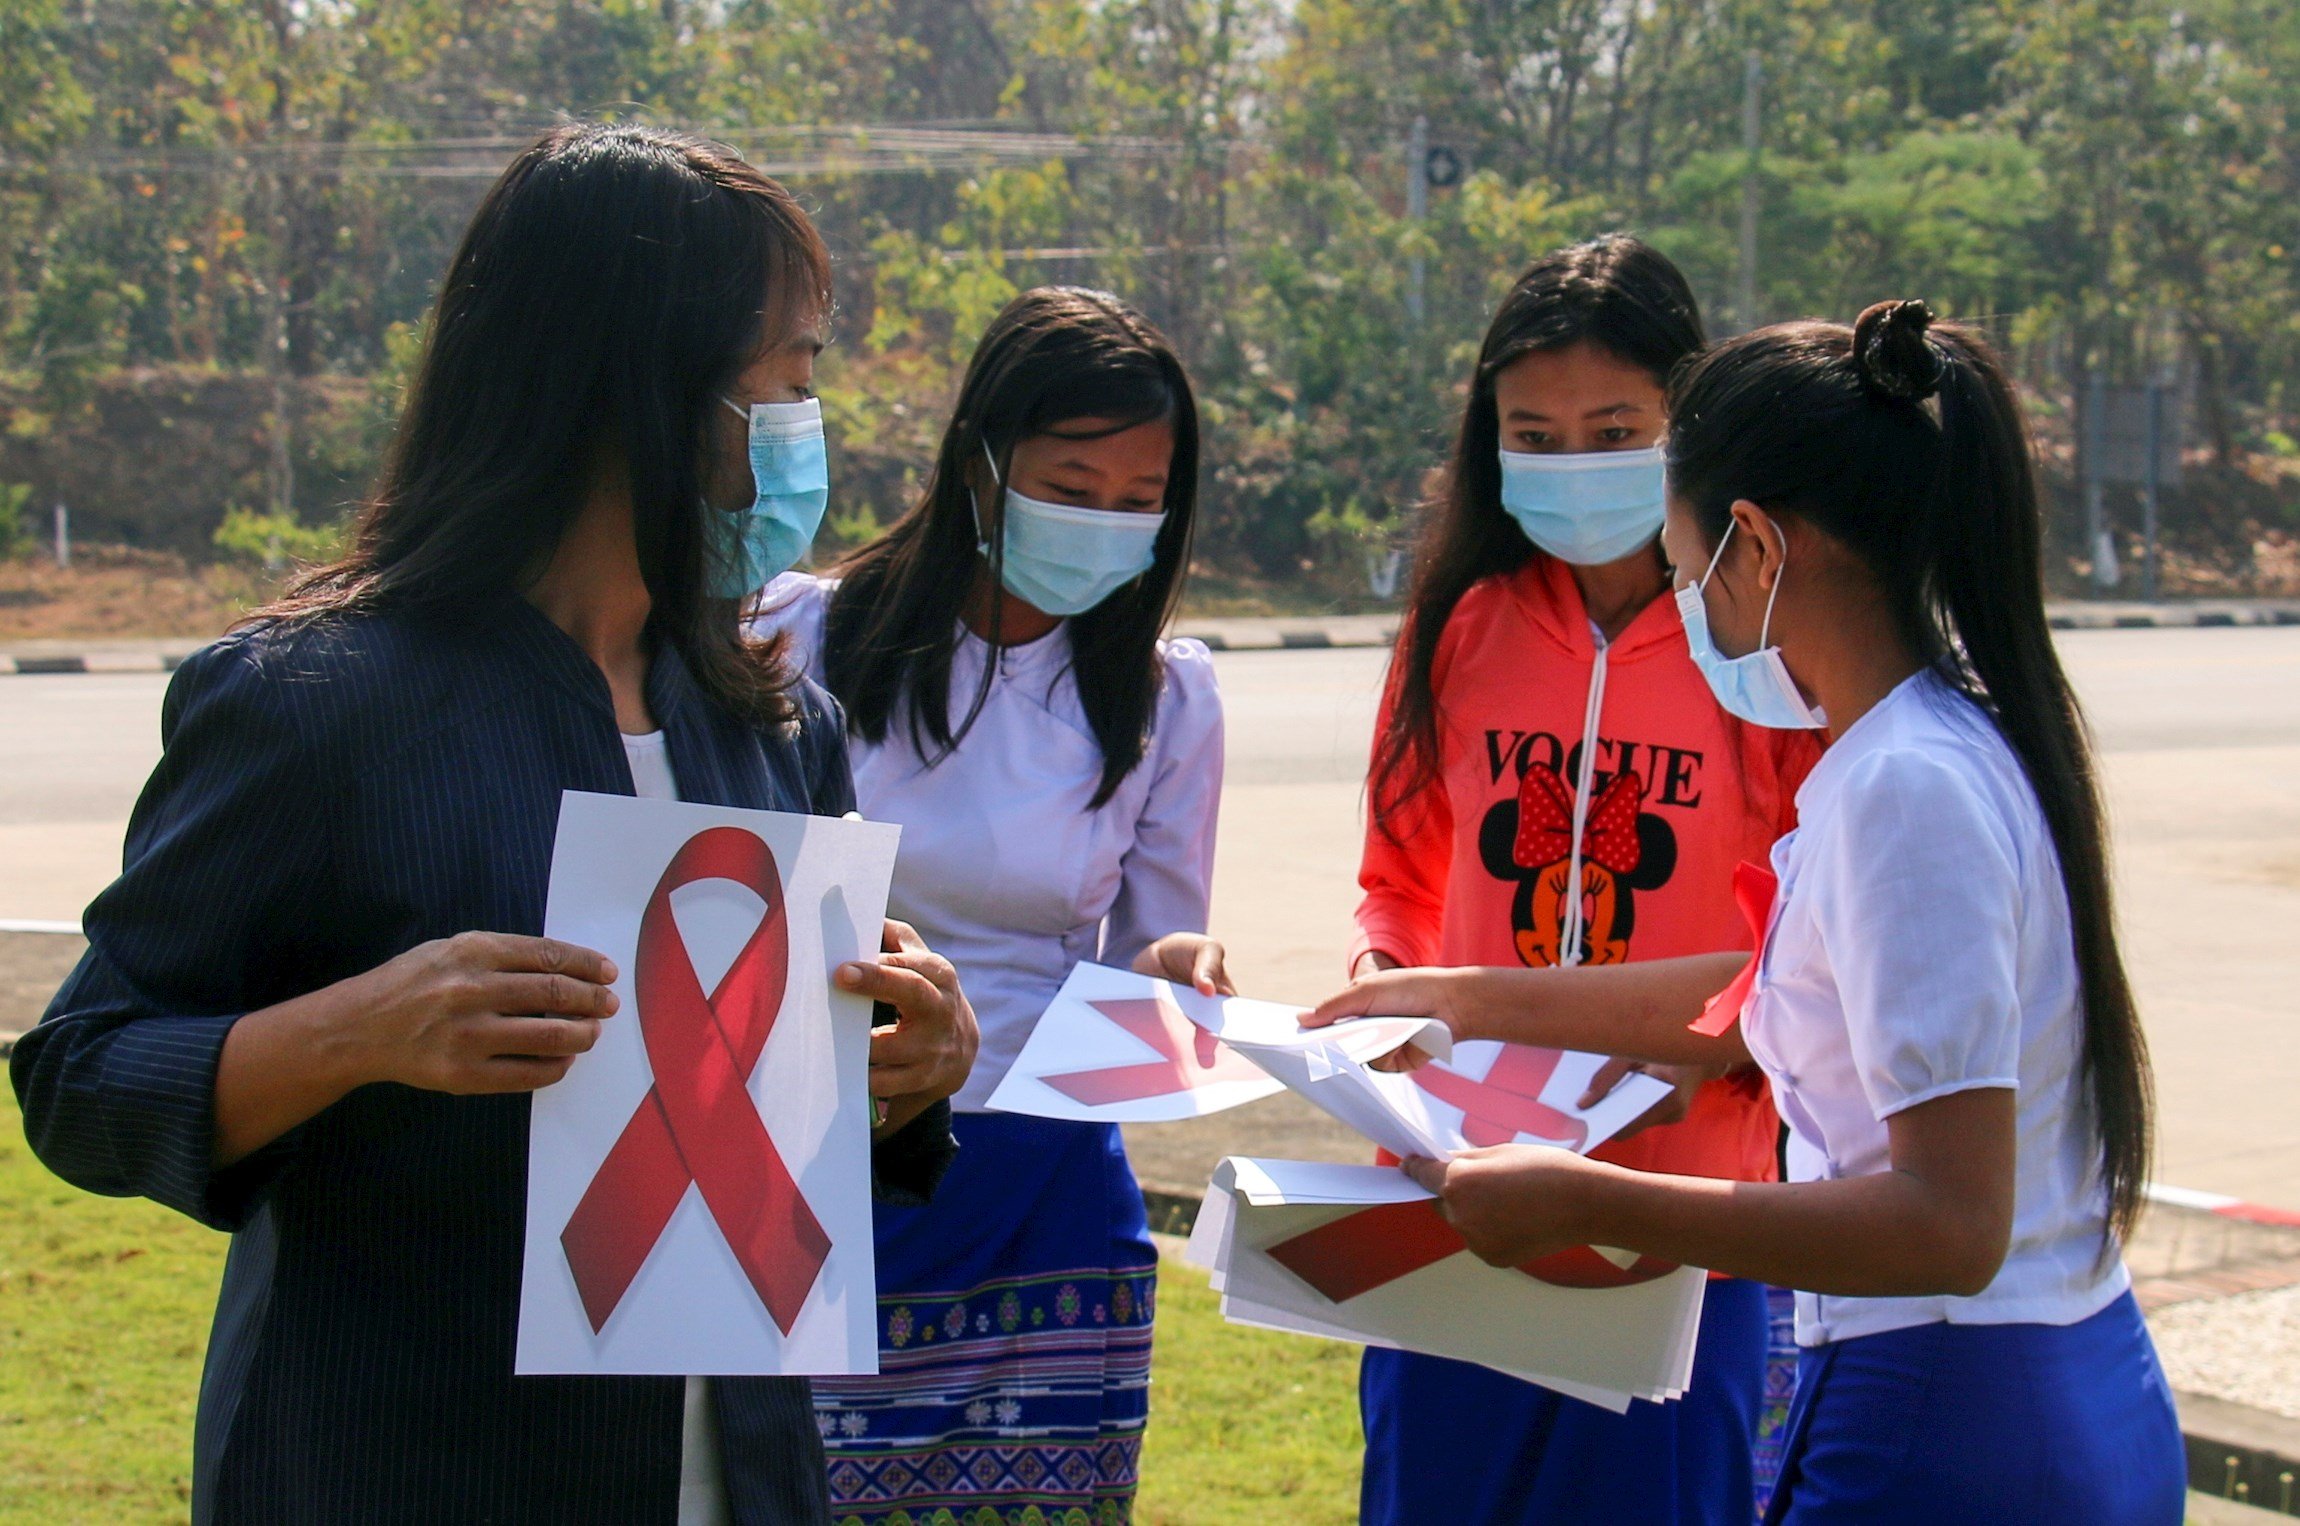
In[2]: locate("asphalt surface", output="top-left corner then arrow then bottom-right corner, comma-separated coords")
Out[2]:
4,627 -> 2298,1206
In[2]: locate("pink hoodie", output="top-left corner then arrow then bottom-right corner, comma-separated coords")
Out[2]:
1356,554 -> 1820,1185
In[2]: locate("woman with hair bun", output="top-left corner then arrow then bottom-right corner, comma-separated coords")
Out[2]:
1350,234 -> 1820,1524
1315,299 -> 2185,1524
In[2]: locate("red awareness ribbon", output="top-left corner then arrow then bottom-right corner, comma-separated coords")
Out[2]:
1265,1200 -> 1667,1302
1690,860 -> 1779,1036
1265,1199 -> 1471,1302
559,826 -> 830,1336
1042,990 -> 1265,1105
1410,1044 -> 1588,1150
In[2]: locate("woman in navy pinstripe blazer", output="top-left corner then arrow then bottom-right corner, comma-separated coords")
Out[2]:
10,125 -> 977,1524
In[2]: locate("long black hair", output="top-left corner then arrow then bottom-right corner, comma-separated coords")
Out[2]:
823,287 -> 1199,807
1371,234 -> 1705,829
262,123 -> 831,724
1666,300 -> 2153,1244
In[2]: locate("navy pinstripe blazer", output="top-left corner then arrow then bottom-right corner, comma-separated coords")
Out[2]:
11,596 -> 955,1525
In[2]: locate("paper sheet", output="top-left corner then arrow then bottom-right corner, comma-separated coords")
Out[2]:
1185,1157 -> 1706,1411
516,791 -> 899,1376
989,965 -> 1671,1161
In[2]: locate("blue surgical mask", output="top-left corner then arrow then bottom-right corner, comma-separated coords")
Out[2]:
709,396 -> 829,599
1498,445 -> 1668,566
1674,518 -> 1828,730
974,441 -> 1166,618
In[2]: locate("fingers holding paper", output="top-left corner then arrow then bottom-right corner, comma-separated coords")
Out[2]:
839,918 -> 980,1136
365,931 -> 622,1095
1577,1057 -> 1717,1140
1301,966 -> 1469,1072
1130,932 -> 1238,997
1403,1145 -> 1606,1267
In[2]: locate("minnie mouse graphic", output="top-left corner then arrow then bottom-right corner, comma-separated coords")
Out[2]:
1478,762 -> 1678,968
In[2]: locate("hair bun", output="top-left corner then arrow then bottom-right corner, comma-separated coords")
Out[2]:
1852,298 -> 1945,402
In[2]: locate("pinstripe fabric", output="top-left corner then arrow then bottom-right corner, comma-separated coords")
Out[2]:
10,596 -> 956,1525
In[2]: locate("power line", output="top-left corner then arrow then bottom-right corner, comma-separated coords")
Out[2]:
0,123 -> 1230,181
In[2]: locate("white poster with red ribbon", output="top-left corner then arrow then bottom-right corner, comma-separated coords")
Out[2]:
1185,1157 -> 1706,1411
988,965 -> 1671,1161
983,963 -> 1457,1125
515,791 -> 899,1377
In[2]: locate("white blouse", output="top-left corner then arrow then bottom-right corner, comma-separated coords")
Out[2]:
1742,670 -> 2131,1346
757,573 -> 1225,1111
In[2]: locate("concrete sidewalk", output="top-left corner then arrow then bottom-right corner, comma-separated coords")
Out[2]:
6,596 -> 2300,672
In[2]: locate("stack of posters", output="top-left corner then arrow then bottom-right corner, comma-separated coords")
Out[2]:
989,963 -> 1706,1405
1185,1158 -> 1704,1412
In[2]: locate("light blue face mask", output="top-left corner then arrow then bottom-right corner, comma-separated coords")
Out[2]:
1674,517 -> 1829,730
708,396 -> 829,599
1498,445 -> 1668,566
975,441 -> 1167,618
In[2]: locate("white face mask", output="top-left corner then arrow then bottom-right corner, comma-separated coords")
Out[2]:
1674,517 -> 1828,730
974,441 -> 1167,618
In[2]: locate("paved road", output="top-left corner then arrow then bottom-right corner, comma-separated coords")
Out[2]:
6,627 -> 2299,1204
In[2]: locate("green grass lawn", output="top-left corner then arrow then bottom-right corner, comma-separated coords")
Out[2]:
0,1091 -> 218,1523
0,1086 -> 1360,1524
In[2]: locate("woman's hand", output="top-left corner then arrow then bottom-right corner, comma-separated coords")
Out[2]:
344,931 -> 622,1094
1576,1057 -> 1722,1141
1402,1146 -> 1609,1266
1350,949 -> 1401,979
1131,933 -> 1237,997
1301,965 -> 1477,1071
838,919 -> 979,1138
214,931 -> 621,1165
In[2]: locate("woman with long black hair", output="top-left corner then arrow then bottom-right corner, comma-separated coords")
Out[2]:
11,124 -> 976,1525
1349,234 -> 1818,1524
756,286 -> 1225,1525
1314,301 -> 2185,1524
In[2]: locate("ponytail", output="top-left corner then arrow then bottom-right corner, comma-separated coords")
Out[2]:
1666,301 -> 2153,1245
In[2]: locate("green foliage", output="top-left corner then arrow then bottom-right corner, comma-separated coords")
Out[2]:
0,0 -> 2293,580
0,481 -> 31,556
212,506 -> 344,568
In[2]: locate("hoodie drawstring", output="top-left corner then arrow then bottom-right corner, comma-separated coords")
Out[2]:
1560,630 -> 1610,967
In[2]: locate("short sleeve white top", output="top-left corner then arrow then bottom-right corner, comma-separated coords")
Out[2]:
755,572 -> 1225,1111
1741,670 -> 2130,1346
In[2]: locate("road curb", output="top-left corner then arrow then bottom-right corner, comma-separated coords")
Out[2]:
2152,1183 -> 2300,1231
10,601 -> 2298,672
2183,1391 -> 2300,1517
0,651 -> 186,675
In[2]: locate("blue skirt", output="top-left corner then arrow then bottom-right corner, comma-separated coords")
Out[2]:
1360,1275 -> 1771,1525
810,1111 -> 1156,1526
1762,1292 -> 2185,1525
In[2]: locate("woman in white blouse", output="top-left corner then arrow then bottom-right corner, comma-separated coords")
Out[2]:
755,287 -> 1225,1526
1312,300 -> 2183,1524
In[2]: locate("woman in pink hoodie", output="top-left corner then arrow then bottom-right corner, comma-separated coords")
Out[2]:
1352,235 -> 1820,1524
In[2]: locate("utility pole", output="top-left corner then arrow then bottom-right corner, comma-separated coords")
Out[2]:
1407,114 -> 1429,324
1735,53 -> 1762,333
264,162 -> 295,522
52,501 -> 68,569
2141,373 -> 2164,602
2084,368 -> 2116,591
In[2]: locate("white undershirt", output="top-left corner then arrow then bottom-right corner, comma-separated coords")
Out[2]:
620,731 -> 732,1526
